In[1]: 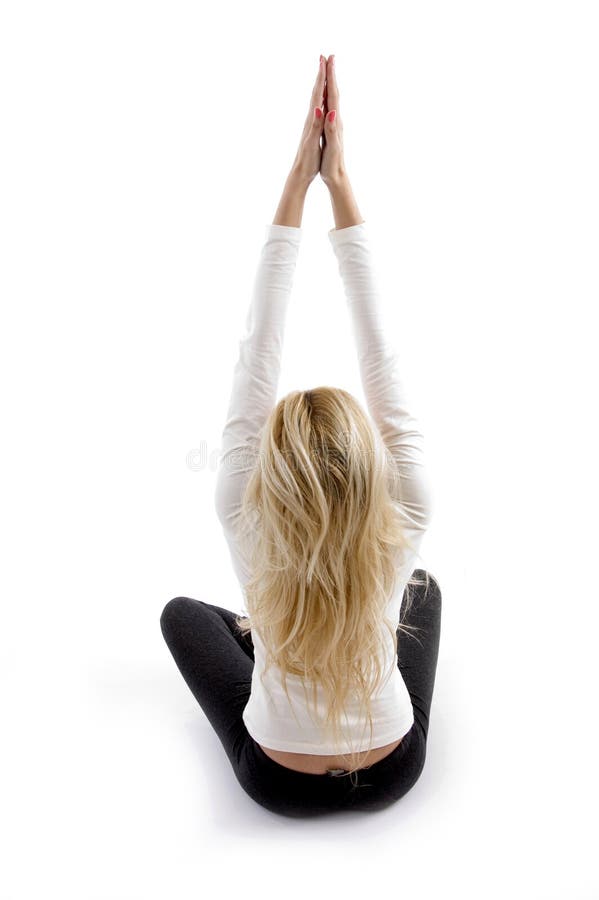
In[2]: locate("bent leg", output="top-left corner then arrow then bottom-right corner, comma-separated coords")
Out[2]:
397,569 -> 442,741
160,597 -> 254,764
193,599 -> 255,663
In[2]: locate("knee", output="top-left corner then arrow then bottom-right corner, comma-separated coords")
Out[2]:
413,569 -> 442,606
160,596 -> 192,637
426,571 -> 442,604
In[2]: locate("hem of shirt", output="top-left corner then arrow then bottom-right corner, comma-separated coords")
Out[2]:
243,713 -> 414,755
266,223 -> 302,242
328,221 -> 367,244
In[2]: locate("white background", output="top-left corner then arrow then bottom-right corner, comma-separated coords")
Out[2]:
1,1 -> 598,898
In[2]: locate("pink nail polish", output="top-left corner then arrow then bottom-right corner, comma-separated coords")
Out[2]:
328,110 -> 336,122
315,107 -> 322,118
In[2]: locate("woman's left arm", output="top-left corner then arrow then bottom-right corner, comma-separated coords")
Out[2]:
214,173 -> 310,588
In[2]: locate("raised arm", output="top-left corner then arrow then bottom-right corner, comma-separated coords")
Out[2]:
214,212 -> 303,588
327,190 -> 434,533
320,57 -> 433,534
215,57 -> 329,589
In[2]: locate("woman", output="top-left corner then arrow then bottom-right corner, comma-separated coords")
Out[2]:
160,54 -> 442,818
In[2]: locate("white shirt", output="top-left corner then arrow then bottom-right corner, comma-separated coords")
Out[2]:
215,221 -> 434,754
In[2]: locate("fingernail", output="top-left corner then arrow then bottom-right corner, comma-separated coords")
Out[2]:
315,107 -> 322,119
328,110 -> 336,122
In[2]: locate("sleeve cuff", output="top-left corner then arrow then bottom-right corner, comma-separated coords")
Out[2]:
328,221 -> 368,245
265,223 -> 303,243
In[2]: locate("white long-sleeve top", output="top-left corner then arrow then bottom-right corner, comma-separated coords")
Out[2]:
215,221 -> 434,754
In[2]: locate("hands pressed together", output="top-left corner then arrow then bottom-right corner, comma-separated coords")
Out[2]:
291,54 -> 346,189
273,54 -> 361,229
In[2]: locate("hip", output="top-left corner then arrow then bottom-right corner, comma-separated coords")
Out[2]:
257,735 -> 405,775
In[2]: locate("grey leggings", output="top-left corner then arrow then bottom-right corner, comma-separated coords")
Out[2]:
160,569 -> 442,818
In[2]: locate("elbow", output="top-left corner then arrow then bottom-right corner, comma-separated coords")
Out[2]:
214,464 -> 233,530
403,501 -> 434,535
414,480 -> 435,533
395,471 -> 435,534
214,456 -> 249,535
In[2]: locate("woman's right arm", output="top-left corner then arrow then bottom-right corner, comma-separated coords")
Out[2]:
327,174 -> 434,534
214,219 -> 303,589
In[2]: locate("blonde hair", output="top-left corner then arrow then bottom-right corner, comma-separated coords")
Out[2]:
234,386 -> 431,779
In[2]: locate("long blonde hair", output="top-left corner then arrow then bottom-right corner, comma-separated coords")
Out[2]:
234,386 -> 430,778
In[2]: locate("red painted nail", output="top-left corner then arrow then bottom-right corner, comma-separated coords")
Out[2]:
328,110 -> 336,122
315,107 -> 322,119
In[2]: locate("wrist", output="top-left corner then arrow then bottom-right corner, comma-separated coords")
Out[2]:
324,170 -> 350,194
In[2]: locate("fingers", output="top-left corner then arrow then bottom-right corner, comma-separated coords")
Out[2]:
311,54 -> 326,111
326,55 -> 339,113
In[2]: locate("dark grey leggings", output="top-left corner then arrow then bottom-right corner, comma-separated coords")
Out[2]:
160,569 -> 442,818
